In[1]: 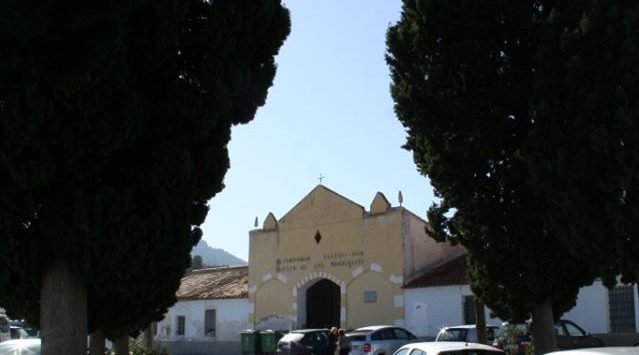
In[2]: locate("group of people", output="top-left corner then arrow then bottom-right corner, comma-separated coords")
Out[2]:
327,327 -> 351,355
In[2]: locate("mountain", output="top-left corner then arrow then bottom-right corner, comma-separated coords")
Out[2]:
191,239 -> 246,266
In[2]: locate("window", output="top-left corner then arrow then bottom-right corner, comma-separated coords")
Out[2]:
176,315 -> 185,336
374,328 -> 395,340
463,295 -> 476,324
205,310 -> 216,336
609,285 -> 636,332
393,328 -> 414,339
563,321 -> 585,337
364,291 -> 377,303
372,329 -> 394,341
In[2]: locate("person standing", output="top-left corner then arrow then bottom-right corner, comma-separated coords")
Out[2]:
337,328 -> 351,355
327,327 -> 338,355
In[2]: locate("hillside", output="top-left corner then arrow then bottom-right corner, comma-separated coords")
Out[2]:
191,239 -> 246,266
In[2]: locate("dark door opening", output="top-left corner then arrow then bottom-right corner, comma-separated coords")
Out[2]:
306,279 -> 340,328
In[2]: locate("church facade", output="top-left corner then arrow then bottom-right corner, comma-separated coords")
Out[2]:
247,185 -> 462,330
154,186 -> 638,354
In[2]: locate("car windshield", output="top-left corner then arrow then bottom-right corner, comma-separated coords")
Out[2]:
279,333 -> 304,342
438,328 -> 467,341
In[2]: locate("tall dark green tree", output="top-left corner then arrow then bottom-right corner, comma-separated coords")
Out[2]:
527,1 -> 639,290
0,1 -> 290,355
387,1 -> 593,352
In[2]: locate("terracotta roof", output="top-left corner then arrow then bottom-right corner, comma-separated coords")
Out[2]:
176,265 -> 248,300
403,254 -> 468,288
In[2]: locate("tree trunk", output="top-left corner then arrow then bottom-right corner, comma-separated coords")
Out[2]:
115,329 -> 129,355
40,258 -> 87,355
144,324 -> 154,349
89,329 -> 106,355
474,298 -> 487,344
531,301 -> 557,354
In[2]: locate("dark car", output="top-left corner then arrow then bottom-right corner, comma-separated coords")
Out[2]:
493,319 -> 603,354
553,320 -> 604,349
276,329 -> 330,355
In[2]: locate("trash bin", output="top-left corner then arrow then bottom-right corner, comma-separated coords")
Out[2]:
241,329 -> 261,355
260,330 -> 284,354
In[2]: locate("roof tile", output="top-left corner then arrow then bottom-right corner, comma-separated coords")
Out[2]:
176,265 -> 248,300
403,254 -> 468,288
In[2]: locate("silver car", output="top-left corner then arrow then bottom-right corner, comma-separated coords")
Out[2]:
347,325 -> 417,355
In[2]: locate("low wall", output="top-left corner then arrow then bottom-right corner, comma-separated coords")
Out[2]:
159,340 -> 241,355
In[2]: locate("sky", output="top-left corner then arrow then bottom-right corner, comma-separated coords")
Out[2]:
200,0 -> 437,261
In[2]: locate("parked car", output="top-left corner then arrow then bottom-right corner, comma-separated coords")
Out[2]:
392,341 -> 504,355
545,347 -> 639,355
436,325 -> 499,344
347,325 -> 417,355
276,329 -> 330,355
0,338 -> 41,355
492,319 -> 604,354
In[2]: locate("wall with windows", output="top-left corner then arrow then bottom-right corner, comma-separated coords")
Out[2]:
155,298 -> 250,342
563,281 -> 639,334
248,185 -> 461,330
404,281 -> 639,339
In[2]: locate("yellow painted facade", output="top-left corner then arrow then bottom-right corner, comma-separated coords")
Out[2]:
248,185 -> 461,330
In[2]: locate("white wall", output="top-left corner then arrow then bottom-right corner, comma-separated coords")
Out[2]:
563,281 -> 639,334
563,281 -> 609,334
156,298 -> 250,342
403,285 -> 500,338
404,281 -> 639,338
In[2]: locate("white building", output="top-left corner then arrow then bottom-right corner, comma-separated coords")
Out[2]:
155,266 -> 250,355
402,254 -> 639,342
159,258 -> 639,354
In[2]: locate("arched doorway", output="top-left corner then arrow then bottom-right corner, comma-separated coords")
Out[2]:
306,279 -> 340,328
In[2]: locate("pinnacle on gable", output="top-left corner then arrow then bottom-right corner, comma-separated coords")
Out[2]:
370,192 -> 391,214
263,212 -> 278,231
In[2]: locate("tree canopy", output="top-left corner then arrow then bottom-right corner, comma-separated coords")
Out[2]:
526,1 -> 639,289
387,1 -> 594,352
0,0 -> 290,353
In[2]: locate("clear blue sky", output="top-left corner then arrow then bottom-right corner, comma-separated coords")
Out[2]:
200,0 -> 436,261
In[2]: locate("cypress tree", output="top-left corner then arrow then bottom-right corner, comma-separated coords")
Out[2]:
387,1 -> 593,352
527,1 -> 639,290
0,1 -> 290,354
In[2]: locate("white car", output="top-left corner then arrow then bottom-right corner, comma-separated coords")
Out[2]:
392,341 -> 504,355
0,338 -> 41,355
546,348 -> 639,355
347,325 -> 417,355
436,325 -> 499,344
